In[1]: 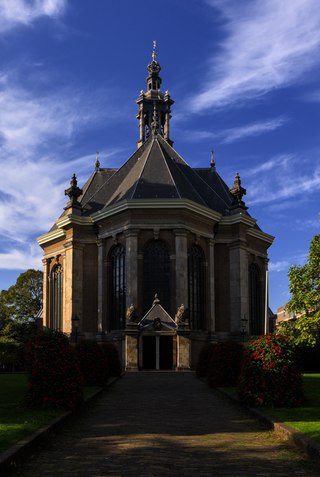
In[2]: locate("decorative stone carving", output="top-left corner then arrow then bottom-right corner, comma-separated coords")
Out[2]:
126,304 -> 139,323
175,303 -> 185,323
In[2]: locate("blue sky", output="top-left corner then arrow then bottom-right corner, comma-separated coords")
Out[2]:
0,0 -> 319,312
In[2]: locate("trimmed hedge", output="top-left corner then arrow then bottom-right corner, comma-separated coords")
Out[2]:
238,334 -> 304,407
196,343 -> 216,378
75,339 -> 109,386
25,330 -> 83,409
207,341 -> 243,387
101,342 -> 122,377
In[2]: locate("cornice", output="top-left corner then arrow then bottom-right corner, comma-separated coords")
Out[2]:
220,213 -> 256,227
37,228 -> 65,246
92,199 -> 222,223
37,214 -> 93,246
247,228 -> 274,244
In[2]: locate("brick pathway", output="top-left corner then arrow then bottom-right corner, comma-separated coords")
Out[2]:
16,372 -> 320,476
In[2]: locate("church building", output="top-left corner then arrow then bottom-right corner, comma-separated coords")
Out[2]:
37,46 -> 274,370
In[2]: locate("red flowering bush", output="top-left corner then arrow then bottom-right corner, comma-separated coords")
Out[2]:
238,334 -> 304,407
207,341 -> 244,387
100,342 -> 122,377
25,330 -> 83,409
76,340 -> 109,386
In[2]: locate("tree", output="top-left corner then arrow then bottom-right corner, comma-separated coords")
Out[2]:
0,269 -> 43,341
279,234 -> 320,347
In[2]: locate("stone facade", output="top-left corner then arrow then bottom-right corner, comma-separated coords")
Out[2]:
38,47 -> 274,370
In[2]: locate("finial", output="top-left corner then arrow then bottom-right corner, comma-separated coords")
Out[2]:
210,150 -> 216,171
95,151 -> 100,171
64,173 -> 83,210
153,293 -> 160,305
229,171 -> 247,210
152,40 -> 157,61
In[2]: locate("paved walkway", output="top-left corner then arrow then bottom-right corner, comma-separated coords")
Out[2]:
16,372 -> 320,477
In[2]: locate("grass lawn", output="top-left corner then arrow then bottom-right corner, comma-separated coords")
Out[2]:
0,374 -> 103,454
0,374 -> 61,454
262,374 -> 320,444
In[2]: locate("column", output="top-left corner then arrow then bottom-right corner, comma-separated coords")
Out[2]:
208,238 -> 216,333
97,239 -> 105,335
64,240 -> 84,335
125,229 -> 138,310
229,240 -> 249,333
42,258 -> 50,328
174,229 -> 188,309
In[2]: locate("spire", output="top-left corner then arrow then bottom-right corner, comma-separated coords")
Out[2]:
229,172 -> 247,211
136,42 -> 174,148
95,151 -> 100,171
64,173 -> 82,211
210,150 -> 216,171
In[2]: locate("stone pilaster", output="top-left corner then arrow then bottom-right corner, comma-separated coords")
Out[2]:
42,258 -> 50,328
97,239 -> 106,335
64,240 -> 84,335
229,240 -> 249,333
125,229 -> 139,309
208,238 -> 216,333
174,229 -> 188,310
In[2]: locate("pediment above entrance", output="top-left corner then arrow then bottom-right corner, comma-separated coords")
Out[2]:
138,298 -> 177,332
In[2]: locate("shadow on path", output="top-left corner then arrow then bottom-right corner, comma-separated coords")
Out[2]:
16,372 -> 320,477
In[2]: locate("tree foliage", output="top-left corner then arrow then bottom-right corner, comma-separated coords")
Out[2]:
279,234 -> 320,347
0,270 -> 43,336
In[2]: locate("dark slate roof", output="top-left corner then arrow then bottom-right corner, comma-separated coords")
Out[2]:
79,134 -> 235,216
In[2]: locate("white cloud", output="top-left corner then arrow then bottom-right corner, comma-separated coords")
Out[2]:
180,117 -> 287,144
0,246 -> 42,270
191,0 -> 320,110
247,154 -> 320,205
269,261 -> 290,272
0,0 -> 66,33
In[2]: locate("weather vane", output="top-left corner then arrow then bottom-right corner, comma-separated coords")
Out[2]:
152,40 -> 157,61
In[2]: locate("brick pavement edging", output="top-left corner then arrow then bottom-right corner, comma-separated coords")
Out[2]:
218,387 -> 320,462
0,376 -> 120,476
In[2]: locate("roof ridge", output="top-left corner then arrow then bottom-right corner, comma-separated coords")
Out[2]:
156,138 -> 182,199
81,168 -> 118,208
128,138 -> 155,199
193,169 -> 231,208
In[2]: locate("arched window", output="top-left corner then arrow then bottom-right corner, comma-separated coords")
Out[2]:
51,264 -> 63,330
249,263 -> 262,335
143,240 -> 170,313
188,244 -> 205,330
109,245 -> 126,330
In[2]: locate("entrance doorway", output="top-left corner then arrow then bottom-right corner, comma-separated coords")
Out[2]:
142,335 -> 174,370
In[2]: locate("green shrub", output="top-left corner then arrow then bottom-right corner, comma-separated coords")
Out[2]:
207,341 -> 243,387
238,334 -> 303,407
76,340 -> 108,386
25,330 -> 83,409
0,337 -> 23,371
196,343 -> 215,378
101,342 -> 122,377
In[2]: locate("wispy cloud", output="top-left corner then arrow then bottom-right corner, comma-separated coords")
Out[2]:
301,89 -> 320,103
246,152 -> 320,206
0,0 -> 67,33
0,69 -> 125,269
190,0 -> 320,111
183,117 -> 287,144
269,261 -> 290,273
0,246 -> 42,270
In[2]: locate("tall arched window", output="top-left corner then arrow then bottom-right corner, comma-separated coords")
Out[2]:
188,244 -> 205,330
51,264 -> 63,330
249,263 -> 262,335
109,245 -> 126,330
143,240 -> 170,313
